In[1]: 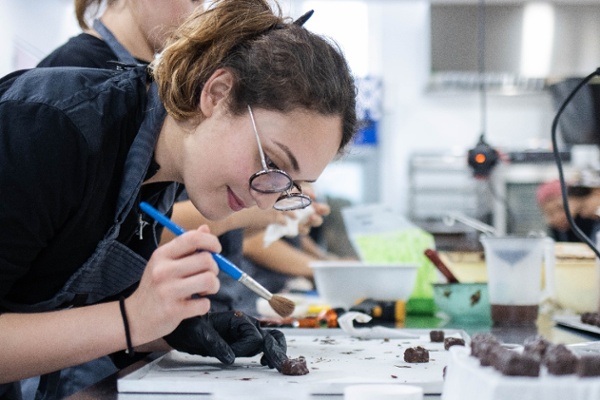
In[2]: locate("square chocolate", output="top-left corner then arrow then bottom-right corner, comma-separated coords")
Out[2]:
544,344 -> 577,376
430,330 -> 445,343
495,351 -> 540,377
404,346 -> 429,363
576,354 -> 600,377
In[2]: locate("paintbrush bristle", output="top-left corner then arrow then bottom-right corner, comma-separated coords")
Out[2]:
269,295 -> 295,318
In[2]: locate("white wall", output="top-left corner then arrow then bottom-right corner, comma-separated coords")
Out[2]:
0,0 -> 558,216
0,0 -> 79,74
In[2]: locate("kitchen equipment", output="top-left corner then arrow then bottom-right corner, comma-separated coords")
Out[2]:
309,261 -> 418,309
439,251 -> 487,282
480,235 -> 555,325
432,282 -> 491,322
424,248 -> 460,283
349,298 -> 407,323
443,345 -> 600,400
344,384 -> 423,400
553,315 -> 600,336
554,242 -> 599,313
341,204 -> 438,315
444,211 -> 498,236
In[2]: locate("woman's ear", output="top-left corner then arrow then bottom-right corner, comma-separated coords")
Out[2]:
200,68 -> 234,117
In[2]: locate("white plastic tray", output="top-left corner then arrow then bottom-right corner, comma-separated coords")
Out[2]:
553,315 -> 600,336
119,328 -> 466,395
442,345 -> 600,400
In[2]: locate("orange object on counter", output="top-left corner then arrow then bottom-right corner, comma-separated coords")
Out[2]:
296,308 -> 339,328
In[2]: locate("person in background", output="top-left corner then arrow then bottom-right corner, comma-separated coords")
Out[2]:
233,186 -> 351,316
0,1 -> 358,399
536,179 -> 596,242
39,0 -> 202,68
566,184 -> 600,242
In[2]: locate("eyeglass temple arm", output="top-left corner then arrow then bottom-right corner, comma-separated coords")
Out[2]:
247,105 -> 269,171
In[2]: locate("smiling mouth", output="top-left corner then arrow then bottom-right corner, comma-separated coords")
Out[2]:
227,187 -> 247,212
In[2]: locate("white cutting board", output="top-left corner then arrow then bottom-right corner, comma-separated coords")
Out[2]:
118,328 -> 466,395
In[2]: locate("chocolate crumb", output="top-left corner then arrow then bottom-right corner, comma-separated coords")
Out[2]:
470,290 -> 482,306
581,312 -> 600,327
444,337 -> 465,350
404,346 -> 429,363
280,356 -> 309,376
430,330 -> 445,342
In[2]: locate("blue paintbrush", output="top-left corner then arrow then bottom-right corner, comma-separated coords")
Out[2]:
139,201 -> 295,317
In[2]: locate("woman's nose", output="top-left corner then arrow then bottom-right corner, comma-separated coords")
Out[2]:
253,191 -> 282,210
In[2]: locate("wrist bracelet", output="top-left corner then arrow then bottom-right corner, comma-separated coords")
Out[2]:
119,296 -> 135,357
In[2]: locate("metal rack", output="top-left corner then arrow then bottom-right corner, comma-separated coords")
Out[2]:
408,151 -> 488,251
408,152 -> 485,221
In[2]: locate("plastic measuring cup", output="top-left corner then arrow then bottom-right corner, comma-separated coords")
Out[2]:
480,235 -> 555,325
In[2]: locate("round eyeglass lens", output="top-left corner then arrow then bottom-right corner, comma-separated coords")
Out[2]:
273,195 -> 312,211
250,170 -> 293,193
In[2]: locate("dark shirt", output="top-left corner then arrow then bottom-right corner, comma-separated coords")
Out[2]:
36,31 -> 244,312
0,66 -> 155,306
37,33 -> 123,69
550,216 -> 598,243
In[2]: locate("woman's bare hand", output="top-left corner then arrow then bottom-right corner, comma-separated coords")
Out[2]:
126,225 -> 221,346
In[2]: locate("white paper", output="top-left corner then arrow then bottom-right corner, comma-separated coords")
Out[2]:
263,205 -> 315,247
337,312 -> 419,339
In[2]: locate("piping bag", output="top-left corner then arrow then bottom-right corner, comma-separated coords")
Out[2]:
337,312 -> 419,339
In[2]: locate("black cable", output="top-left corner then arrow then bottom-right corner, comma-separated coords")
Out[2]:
552,67 -> 600,258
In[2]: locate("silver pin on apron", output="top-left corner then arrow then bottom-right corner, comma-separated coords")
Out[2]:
137,213 -> 149,240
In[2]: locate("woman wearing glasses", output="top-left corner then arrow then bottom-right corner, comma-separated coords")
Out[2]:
40,0 -> 329,316
0,0 -> 357,397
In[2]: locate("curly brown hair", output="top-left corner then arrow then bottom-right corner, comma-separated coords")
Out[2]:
151,0 -> 357,153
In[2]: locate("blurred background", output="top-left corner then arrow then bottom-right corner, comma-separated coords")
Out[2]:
2,0 -> 600,251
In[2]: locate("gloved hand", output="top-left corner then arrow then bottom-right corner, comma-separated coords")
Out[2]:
164,311 -> 288,371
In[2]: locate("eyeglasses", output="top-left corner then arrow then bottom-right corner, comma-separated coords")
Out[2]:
247,105 -> 312,211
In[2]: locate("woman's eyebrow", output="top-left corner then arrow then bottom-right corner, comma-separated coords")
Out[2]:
273,141 -> 300,172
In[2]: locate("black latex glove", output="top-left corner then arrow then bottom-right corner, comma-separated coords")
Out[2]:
164,311 -> 288,370
259,328 -> 288,371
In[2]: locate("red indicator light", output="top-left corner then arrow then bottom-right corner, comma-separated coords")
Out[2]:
475,153 -> 486,164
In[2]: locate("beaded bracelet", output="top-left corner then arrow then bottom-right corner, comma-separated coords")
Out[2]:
119,296 -> 134,357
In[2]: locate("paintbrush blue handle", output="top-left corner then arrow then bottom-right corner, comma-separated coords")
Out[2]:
211,252 -> 243,281
139,202 -> 244,280
140,202 -> 186,236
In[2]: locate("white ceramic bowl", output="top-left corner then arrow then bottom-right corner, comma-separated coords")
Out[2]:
309,261 -> 419,308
